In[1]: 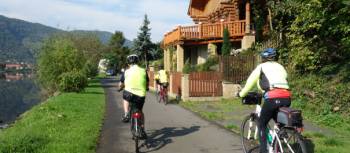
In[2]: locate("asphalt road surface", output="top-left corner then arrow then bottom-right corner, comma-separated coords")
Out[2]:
96,78 -> 242,153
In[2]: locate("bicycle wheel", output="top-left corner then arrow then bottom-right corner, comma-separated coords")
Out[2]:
241,114 -> 260,153
158,88 -> 163,103
135,136 -> 139,153
274,128 -> 307,153
164,94 -> 168,105
155,88 -> 159,98
131,117 -> 140,153
156,91 -> 161,103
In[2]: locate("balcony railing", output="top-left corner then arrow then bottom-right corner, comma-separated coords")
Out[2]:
163,20 -> 246,46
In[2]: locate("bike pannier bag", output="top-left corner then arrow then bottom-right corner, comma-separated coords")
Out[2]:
277,107 -> 303,127
242,92 -> 262,105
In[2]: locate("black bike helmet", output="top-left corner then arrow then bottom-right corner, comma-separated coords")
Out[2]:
261,48 -> 277,61
127,54 -> 139,65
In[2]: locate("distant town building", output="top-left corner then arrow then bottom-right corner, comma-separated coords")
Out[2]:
5,63 -> 23,70
5,73 -> 24,82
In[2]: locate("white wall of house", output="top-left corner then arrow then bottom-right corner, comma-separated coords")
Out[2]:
98,59 -> 109,73
187,45 -> 208,66
197,45 -> 208,64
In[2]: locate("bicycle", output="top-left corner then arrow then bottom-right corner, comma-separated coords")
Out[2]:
129,102 -> 146,153
155,83 -> 160,102
158,83 -> 168,105
240,92 -> 307,153
118,89 -> 147,153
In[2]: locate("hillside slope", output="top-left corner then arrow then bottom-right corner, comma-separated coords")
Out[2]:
0,15 -> 132,63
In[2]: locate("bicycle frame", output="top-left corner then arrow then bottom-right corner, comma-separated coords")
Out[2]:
241,91 -> 306,153
131,111 -> 142,128
249,104 -> 296,153
247,105 -> 261,140
130,107 -> 143,153
159,85 -> 168,103
130,109 -> 143,135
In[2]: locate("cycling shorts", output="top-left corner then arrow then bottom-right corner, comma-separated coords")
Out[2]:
161,82 -> 168,88
155,79 -> 160,84
123,90 -> 145,110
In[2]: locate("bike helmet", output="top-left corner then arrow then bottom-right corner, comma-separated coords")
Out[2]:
127,54 -> 139,65
261,48 -> 277,60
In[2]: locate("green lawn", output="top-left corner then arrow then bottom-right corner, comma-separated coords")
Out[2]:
0,79 -> 105,153
180,99 -> 350,153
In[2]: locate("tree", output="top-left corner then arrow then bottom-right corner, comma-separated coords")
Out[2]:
266,0 -> 350,72
251,0 -> 269,42
69,33 -> 104,77
37,32 -> 106,93
149,42 -> 163,60
70,32 -> 104,64
37,34 -> 87,93
133,14 -> 153,68
103,31 -> 130,71
222,28 -> 232,56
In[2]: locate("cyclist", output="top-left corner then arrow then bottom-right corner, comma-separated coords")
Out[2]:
237,48 -> 291,153
154,67 -> 160,93
120,54 -> 149,139
158,66 -> 168,94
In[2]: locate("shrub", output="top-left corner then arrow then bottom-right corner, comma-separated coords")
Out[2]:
222,28 -> 232,56
182,59 -> 193,74
83,61 -> 98,78
150,58 -> 163,68
289,73 -> 350,128
37,34 -> 88,93
195,56 -> 219,72
58,71 -> 88,92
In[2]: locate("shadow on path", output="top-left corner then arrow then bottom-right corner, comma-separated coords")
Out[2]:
141,126 -> 200,152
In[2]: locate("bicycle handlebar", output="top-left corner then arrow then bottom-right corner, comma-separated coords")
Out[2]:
242,92 -> 262,105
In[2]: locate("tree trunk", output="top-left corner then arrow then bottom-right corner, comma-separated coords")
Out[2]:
268,8 -> 273,31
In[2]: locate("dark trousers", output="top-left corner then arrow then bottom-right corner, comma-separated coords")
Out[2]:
258,98 -> 291,153
123,90 -> 145,111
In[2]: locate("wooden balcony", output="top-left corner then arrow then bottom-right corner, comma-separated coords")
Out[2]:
163,20 -> 246,46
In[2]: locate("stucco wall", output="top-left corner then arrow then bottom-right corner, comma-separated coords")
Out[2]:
197,45 -> 208,64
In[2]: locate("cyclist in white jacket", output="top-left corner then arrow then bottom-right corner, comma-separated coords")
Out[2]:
238,48 -> 291,153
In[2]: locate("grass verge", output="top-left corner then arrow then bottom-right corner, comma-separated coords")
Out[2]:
0,79 -> 105,153
180,98 -> 350,153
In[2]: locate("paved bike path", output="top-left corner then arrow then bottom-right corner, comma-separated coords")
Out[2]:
96,78 -> 242,153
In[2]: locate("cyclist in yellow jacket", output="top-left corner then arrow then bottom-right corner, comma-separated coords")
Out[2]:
158,66 -> 168,90
120,54 -> 149,139
154,69 -> 160,93
238,48 -> 291,153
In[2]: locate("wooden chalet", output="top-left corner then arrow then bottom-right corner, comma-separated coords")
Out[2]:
163,0 -> 256,72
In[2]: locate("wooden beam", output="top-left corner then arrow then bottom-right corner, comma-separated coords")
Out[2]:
183,38 -> 243,46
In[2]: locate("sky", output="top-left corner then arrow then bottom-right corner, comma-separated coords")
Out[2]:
0,0 -> 193,42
